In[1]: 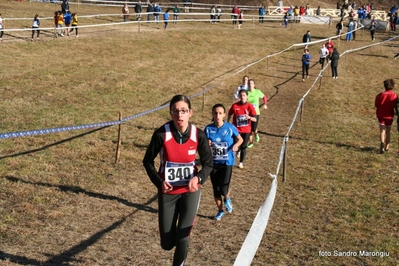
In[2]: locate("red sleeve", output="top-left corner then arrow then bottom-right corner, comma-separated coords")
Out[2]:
228,104 -> 234,115
375,94 -> 381,108
263,95 -> 268,105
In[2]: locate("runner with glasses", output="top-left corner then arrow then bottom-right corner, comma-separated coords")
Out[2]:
143,94 -> 213,266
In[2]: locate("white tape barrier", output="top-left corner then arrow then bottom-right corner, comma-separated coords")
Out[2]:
234,175 -> 278,266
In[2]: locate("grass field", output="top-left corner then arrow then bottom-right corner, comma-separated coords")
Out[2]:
1,1 -> 399,266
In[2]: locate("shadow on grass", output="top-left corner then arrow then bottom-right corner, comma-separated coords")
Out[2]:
1,176 -> 159,265
282,135 -> 377,152
0,211 -> 137,265
0,126 -> 110,160
3,175 -> 158,213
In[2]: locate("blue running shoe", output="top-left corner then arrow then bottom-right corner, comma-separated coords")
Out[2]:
214,210 -> 225,221
225,198 -> 233,213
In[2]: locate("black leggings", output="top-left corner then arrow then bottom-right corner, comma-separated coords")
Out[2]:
210,165 -> 233,198
331,65 -> 338,77
0,30 -> 3,38
302,64 -> 309,79
158,190 -> 201,266
239,133 -> 250,163
31,28 -> 40,38
251,115 -> 260,133
70,25 -> 78,35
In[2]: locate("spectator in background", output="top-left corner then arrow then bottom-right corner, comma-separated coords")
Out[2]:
283,12 -> 288,28
0,13 -> 4,42
237,10 -> 243,29
325,38 -> 334,62
319,43 -> 329,71
232,5 -> 240,24
216,6 -> 222,22
302,30 -> 311,46
69,12 -> 79,37
370,17 -> 376,42
147,2 -> 154,21
56,11 -> 64,38
353,19 -> 359,40
336,18 -> 343,38
53,11 -> 58,36
259,5 -> 265,24
153,3 -> 162,22
389,4 -> 397,16
163,9 -> 169,29
122,3 -> 129,22
173,5 -> 180,23
340,6 -> 345,17
357,7 -> 365,24
305,3 -> 311,15
375,79 -> 398,154
277,0 -> 283,13
135,1 -> 142,20
337,1 -> 341,10
210,5 -> 216,24
346,18 -> 354,41
64,10 -> 72,36
301,48 -> 311,81
390,12 -> 397,31
61,0 -> 69,14
293,5 -> 300,23
330,47 -> 340,79
316,6 -> 321,16
31,14 -> 40,41
287,5 -> 293,16
183,0 -> 190,12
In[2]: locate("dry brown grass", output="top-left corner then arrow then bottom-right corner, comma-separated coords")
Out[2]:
1,1 -> 399,266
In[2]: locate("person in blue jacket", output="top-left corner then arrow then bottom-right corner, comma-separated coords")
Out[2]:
258,5 -> 265,24
64,11 -> 72,36
163,9 -> 169,29
301,48 -> 311,81
204,103 -> 243,221
154,3 -> 162,22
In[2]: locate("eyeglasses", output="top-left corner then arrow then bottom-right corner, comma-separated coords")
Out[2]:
170,109 -> 190,115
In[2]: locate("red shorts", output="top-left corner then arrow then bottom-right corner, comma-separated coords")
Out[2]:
378,118 -> 393,127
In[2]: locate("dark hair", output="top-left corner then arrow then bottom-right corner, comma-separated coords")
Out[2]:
169,95 -> 191,110
383,79 -> 395,90
238,89 -> 248,96
211,103 -> 226,122
212,103 -> 226,113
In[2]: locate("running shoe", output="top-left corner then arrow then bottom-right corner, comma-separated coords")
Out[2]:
379,143 -> 385,154
214,210 -> 225,221
247,143 -> 254,148
255,134 -> 260,142
236,151 -> 241,158
238,162 -> 244,168
225,198 -> 233,213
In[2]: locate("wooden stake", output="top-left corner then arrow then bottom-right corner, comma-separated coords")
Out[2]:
283,137 -> 288,182
115,111 -> 122,164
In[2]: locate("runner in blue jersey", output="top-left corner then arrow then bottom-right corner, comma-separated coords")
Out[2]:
204,103 -> 243,220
